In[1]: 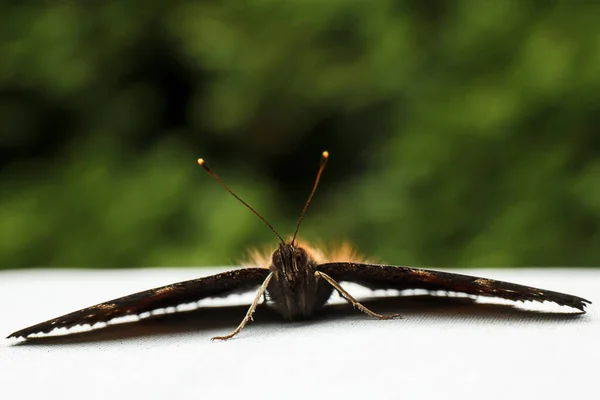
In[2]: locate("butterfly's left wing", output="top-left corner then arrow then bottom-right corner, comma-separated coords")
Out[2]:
317,262 -> 591,311
8,267 -> 270,339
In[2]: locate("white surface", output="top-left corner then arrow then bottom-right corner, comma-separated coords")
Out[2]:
1,267 -> 598,400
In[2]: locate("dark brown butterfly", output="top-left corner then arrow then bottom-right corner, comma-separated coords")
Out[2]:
7,151 -> 591,341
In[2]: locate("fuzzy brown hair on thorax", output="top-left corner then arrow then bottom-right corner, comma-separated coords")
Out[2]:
241,240 -> 372,268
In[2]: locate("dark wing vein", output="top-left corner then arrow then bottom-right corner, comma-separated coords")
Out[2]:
8,268 -> 270,338
318,263 -> 591,311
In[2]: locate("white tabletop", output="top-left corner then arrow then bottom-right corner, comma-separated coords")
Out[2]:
1,267 -> 598,400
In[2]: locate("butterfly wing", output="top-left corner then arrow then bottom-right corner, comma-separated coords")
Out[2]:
317,262 -> 591,311
8,268 -> 270,338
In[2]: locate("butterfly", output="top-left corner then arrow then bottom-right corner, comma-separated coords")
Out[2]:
8,151 -> 591,341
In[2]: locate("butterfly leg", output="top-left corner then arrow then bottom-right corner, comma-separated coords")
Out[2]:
212,272 -> 274,341
315,271 -> 402,320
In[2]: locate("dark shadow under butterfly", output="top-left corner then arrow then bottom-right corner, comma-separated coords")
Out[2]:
7,151 -> 591,341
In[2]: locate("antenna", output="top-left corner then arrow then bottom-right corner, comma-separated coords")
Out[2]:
197,158 -> 285,245
291,151 -> 329,245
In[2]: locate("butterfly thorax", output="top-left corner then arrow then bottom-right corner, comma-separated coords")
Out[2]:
266,243 -> 333,319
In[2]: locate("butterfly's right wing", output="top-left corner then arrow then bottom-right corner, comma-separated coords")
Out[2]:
8,267 -> 271,338
317,262 -> 590,311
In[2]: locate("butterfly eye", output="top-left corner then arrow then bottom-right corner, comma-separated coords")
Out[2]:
271,249 -> 282,266
295,248 -> 308,265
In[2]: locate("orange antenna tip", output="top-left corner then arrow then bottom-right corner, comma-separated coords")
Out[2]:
322,151 -> 329,159
197,158 -> 213,173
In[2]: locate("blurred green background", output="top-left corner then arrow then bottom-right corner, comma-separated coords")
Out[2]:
1,1 -> 599,269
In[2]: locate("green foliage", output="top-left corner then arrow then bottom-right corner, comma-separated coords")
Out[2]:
1,1 -> 599,268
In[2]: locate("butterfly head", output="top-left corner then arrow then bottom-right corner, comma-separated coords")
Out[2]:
271,243 -> 310,282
